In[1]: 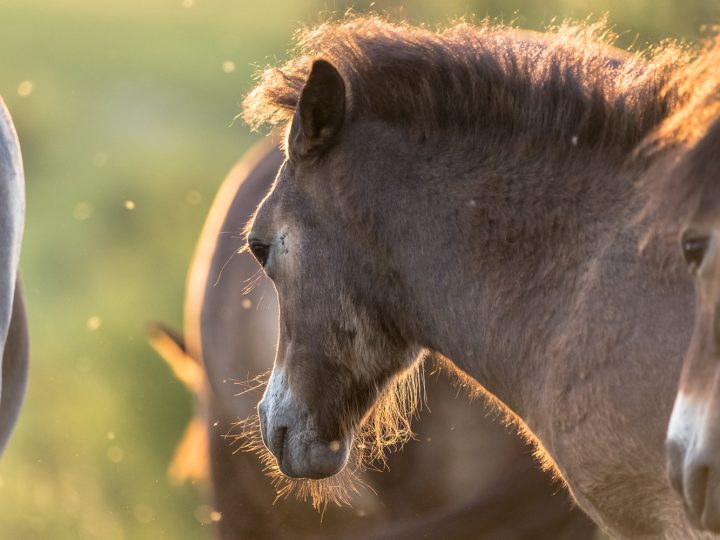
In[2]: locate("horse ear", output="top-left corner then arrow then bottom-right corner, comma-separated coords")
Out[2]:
289,59 -> 345,158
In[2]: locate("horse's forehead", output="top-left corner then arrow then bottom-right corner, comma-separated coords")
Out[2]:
256,164 -> 299,222
271,159 -> 342,218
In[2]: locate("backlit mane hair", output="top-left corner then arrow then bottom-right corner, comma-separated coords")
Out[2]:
244,16 -> 687,152
641,37 -> 720,226
643,36 -> 720,153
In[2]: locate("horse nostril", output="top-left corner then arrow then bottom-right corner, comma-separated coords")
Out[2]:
685,464 -> 710,523
666,441 -> 685,495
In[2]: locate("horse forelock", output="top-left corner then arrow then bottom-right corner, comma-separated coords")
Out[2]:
229,358 -> 424,509
243,15 -> 689,153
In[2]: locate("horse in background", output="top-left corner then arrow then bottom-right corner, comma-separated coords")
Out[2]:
243,16 -> 713,539
642,37 -> 720,533
0,97 -> 28,455
149,137 -> 596,538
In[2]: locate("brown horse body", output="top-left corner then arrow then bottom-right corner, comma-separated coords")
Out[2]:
244,18 -> 714,539
153,137 -> 596,538
642,39 -> 720,534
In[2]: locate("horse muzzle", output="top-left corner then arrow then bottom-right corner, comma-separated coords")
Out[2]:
258,394 -> 351,480
667,393 -> 720,532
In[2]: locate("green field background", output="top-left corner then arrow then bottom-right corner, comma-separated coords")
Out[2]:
0,1 -> 717,539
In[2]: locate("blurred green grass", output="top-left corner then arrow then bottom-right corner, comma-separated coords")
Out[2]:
0,0 -> 717,539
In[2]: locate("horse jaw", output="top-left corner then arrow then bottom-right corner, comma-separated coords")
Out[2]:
258,367 -> 352,479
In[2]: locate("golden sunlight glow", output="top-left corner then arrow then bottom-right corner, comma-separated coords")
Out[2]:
193,504 -> 221,525
168,417 -> 209,485
86,316 -> 102,330
17,80 -> 33,97
73,202 -> 93,221
106,446 -> 124,463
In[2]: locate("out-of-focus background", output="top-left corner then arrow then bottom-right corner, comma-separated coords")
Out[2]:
0,1 -> 717,539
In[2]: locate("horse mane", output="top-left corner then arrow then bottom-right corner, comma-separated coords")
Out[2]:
244,16 -> 688,152
640,37 -> 720,227
642,36 -> 720,154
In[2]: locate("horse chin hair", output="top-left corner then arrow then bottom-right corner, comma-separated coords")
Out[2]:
229,361 -> 425,511
353,359 -> 425,466
229,412 -> 369,512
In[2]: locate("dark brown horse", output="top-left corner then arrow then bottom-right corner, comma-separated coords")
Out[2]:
642,38 -> 720,533
666,118 -> 720,533
151,136 -> 596,538
0,97 -> 28,456
243,17 -> 709,539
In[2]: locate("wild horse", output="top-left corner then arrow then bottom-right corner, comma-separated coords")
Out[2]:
243,17 -> 709,539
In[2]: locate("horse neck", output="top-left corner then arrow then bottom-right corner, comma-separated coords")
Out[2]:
407,141 -> 652,420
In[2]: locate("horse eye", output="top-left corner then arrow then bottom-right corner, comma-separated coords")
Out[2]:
249,241 -> 270,267
681,235 -> 709,271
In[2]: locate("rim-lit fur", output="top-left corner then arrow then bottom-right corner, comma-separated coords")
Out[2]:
245,17 -> 685,152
